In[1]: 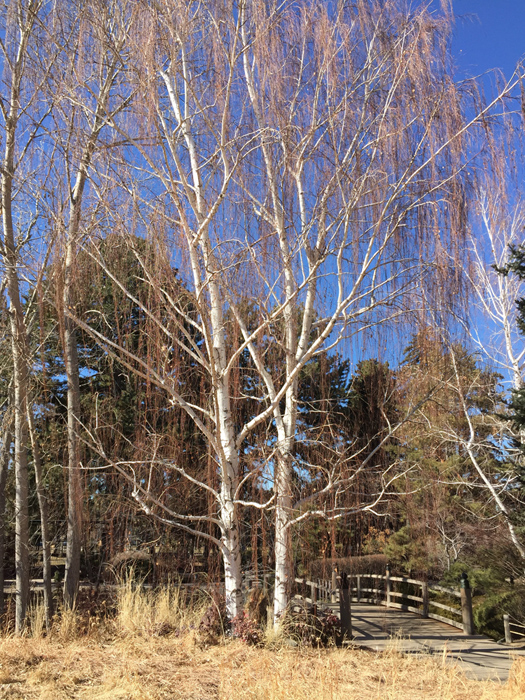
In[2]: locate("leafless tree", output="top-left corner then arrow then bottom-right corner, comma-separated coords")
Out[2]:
46,0 -> 132,609
437,119 -> 525,565
463,117 -> 525,392
67,0 -> 524,620
0,0 -> 54,632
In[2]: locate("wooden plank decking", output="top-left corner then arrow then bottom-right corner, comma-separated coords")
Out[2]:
327,600 -> 525,682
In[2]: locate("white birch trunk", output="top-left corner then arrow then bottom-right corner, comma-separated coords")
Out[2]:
3,102 -> 30,637
220,494 -> 242,618
160,49 -> 244,618
27,406 -> 53,625
0,0 -> 40,634
205,267 -> 242,619
273,450 -> 292,620
62,244 -> 82,608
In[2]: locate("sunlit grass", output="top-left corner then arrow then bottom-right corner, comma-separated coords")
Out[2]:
116,577 -> 205,636
1,586 -> 523,699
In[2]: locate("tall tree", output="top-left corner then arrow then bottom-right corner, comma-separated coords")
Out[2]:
0,0 -> 54,632
67,0 -> 523,620
67,2 -> 512,617
55,0 -> 130,609
504,244 -> 525,425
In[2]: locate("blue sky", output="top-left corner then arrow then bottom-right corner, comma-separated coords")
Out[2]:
452,0 -> 525,78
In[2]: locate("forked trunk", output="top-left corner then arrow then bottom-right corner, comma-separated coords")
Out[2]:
60,27 -> 121,608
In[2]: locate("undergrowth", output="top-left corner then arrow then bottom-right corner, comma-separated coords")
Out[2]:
1,586 -> 523,699
116,578 -> 206,637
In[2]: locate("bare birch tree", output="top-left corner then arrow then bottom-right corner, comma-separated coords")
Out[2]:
445,112 -> 525,564
67,0 -> 524,620
0,0 -> 52,632
464,129 -> 525,391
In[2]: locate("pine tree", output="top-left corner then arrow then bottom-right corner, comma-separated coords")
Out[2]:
501,244 -> 525,426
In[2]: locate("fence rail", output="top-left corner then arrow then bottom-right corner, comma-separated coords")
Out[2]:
503,615 -> 525,644
291,568 -> 474,635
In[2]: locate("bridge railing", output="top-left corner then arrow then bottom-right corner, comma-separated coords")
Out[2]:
503,615 -> 525,644
292,568 -> 474,635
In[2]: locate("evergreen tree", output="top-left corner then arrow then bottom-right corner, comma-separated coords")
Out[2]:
504,245 -> 525,427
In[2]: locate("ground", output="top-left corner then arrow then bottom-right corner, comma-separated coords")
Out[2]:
0,633 -> 523,700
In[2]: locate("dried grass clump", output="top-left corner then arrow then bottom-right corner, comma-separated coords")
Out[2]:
116,580 -> 204,637
23,590 -> 114,642
27,600 -> 48,639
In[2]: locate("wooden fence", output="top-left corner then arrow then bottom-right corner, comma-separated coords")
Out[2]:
503,615 -> 525,644
292,568 -> 475,636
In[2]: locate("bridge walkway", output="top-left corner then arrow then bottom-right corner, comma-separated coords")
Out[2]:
324,600 -> 525,682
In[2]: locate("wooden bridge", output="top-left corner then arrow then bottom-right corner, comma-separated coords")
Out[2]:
293,568 -> 474,634
287,570 -> 525,682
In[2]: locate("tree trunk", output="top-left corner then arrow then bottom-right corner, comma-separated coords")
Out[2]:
216,415 -> 242,619
0,415 -> 13,622
273,450 -> 292,621
9,310 -> 30,633
3,130 -> 31,635
27,406 -> 53,626
62,297 -> 82,608
0,0 -> 40,635
60,47 -> 121,608
221,519 -> 242,620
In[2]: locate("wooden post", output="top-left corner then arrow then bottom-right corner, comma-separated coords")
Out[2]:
504,614 -> 512,644
150,546 -> 156,587
331,569 -> 337,603
338,572 -> 352,642
267,604 -> 273,628
310,581 -> 318,617
356,575 -> 361,603
421,581 -> 429,619
460,573 -> 474,635
385,564 -> 391,608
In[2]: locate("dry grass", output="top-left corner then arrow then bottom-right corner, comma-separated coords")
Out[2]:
0,635 -> 522,700
0,588 -> 522,699
116,579 -> 206,637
